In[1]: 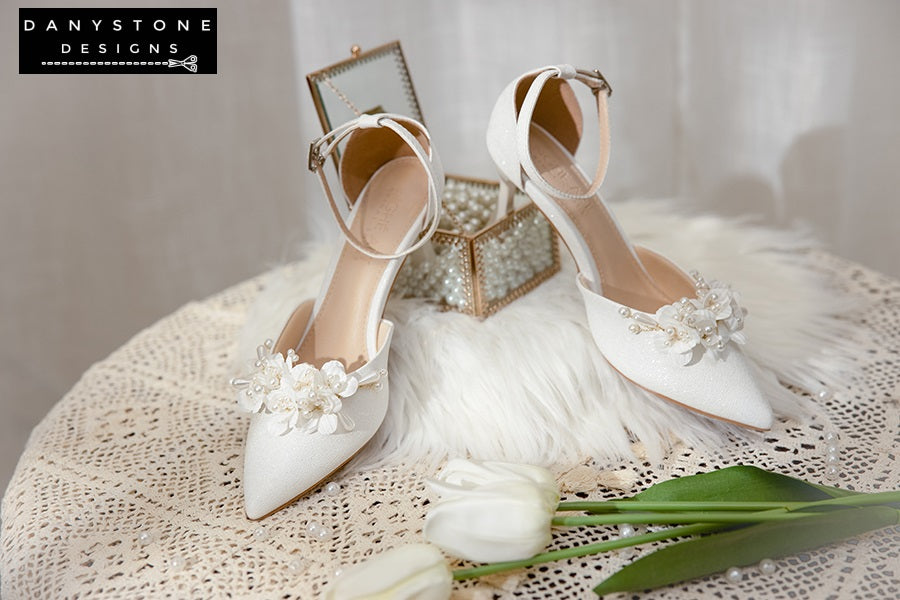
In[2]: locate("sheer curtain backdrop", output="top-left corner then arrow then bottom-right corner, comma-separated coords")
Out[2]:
1,0 -> 897,496
290,0 -> 900,262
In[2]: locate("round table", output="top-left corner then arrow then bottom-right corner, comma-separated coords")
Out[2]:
2,251 -> 899,599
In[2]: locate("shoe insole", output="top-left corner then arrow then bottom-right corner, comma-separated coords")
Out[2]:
293,156 -> 428,371
528,125 -> 694,313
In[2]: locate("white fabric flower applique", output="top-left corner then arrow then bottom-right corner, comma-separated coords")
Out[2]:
230,340 -> 385,436
619,271 -> 748,363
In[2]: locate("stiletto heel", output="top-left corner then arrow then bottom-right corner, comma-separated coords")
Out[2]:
233,113 -> 443,519
486,65 -> 772,430
496,173 -> 517,220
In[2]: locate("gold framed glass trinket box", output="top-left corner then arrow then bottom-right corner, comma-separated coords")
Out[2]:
306,41 -> 559,317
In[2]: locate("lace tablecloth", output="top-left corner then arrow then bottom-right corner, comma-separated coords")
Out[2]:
2,251 -> 899,599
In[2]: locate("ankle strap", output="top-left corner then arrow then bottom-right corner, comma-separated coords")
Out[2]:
516,65 -> 612,201
308,113 -> 443,260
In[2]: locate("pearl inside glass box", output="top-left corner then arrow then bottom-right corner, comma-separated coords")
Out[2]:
306,41 -> 560,317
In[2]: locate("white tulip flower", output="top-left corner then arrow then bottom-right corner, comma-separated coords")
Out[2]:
325,543 -> 451,600
432,459 -> 560,507
424,459 -> 560,562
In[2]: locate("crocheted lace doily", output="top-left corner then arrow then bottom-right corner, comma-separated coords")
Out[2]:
2,251 -> 898,599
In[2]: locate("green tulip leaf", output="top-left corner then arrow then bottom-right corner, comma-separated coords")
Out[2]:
593,505 -> 899,597
631,465 -> 856,503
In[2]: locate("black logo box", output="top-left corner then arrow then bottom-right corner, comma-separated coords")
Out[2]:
19,8 -> 217,74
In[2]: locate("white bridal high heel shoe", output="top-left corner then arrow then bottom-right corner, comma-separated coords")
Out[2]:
486,65 -> 773,430
232,114 -> 443,519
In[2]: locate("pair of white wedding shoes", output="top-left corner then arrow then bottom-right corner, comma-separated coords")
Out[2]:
233,65 -> 773,520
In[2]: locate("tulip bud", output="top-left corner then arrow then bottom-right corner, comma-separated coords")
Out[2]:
325,543 -> 451,600
424,459 -> 559,562
434,459 -> 560,508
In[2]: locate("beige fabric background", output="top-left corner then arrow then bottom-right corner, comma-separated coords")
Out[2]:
1,0 -> 898,495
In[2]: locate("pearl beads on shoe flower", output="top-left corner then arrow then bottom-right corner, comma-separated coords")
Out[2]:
231,346 -> 386,437
619,271 -> 747,360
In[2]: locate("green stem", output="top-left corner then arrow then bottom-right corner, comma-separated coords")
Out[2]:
558,500 -> 809,513
552,510 -> 808,527
785,490 -> 900,511
556,491 -> 900,515
452,523 -> 723,581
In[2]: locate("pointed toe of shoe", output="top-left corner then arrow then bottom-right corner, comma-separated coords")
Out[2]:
675,347 -> 774,430
578,278 -> 774,430
242,416 -> 330,520
242,383 -> 390,520
718,365 -> 773,430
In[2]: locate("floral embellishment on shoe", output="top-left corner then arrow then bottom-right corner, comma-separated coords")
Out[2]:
619,271 -> 747,362
230,340 -> 386,436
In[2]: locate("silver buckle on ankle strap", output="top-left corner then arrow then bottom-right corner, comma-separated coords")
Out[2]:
579,68 -> 612,97
308,141 -> 325,172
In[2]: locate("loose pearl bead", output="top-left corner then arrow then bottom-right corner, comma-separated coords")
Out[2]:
826,443 -> 839,455
287,558 -> 306,573
315,525 -> 333,540
758,558 -> 777,575
168,555 -> 187,571
252,526 -> 267,541
824,431 -> 839,442
334,568 -> 344,577
305,521 -> 322,536
725,566 -> 742,583
825,452 -> 840,464
618,524 -> 636,538
816,388 -> 834,401
325,482 -> 341,496
137,531 -> 154,546
825,465 -> 840,480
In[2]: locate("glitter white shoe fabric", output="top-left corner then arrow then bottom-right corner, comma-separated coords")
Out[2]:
238,302 -> 394,520
234,114 -> 443,519
486,65 -> 773,430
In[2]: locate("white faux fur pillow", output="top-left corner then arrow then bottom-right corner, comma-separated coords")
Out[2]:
234,199 -> 863,467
